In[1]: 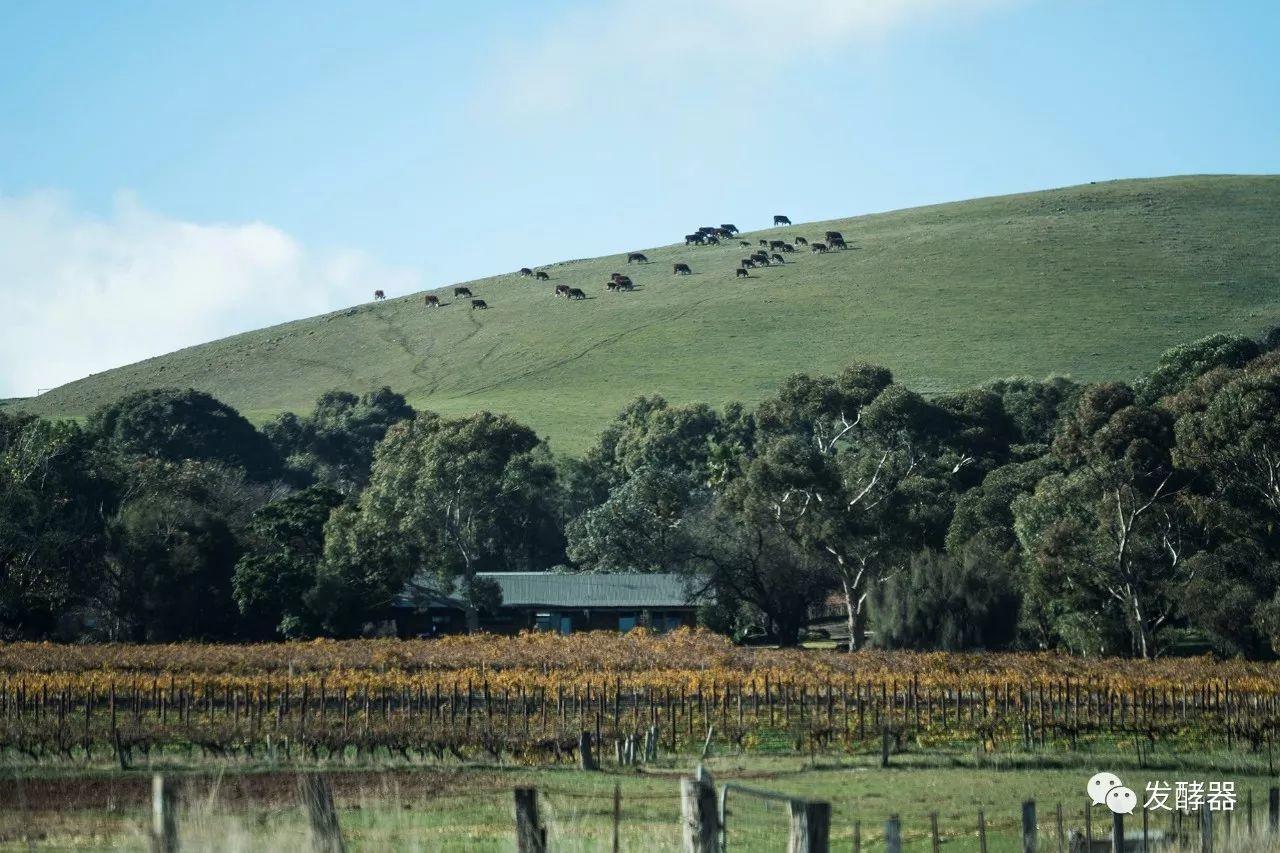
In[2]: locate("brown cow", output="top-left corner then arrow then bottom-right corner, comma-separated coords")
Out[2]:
736,267 -> 749,278
455,286 -> 473,297
471,298 -> 488,309
535,271 -> 550,280
373,290 -> 386,300
424,294 -> 440,307
673,263 -> 691,275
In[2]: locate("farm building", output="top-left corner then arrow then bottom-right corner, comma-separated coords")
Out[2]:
393,571 -> 700,638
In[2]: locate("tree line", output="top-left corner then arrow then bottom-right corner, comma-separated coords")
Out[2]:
3,329 -> 1280,658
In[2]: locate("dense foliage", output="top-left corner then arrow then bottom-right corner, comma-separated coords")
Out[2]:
5,329 -> 1280,658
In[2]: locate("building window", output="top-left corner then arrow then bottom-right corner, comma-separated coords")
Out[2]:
535,612 -> 555,632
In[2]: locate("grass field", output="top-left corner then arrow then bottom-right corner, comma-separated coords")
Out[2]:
12,174 -> 1280,454
3,750 -> 1275,851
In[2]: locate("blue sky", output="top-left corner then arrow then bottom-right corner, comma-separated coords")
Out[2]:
1,0 -> 1278,396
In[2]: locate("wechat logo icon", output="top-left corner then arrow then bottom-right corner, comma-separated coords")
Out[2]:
1088,772 -> 1137,815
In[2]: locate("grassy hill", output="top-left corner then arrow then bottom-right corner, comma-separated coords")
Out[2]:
15,175 -> 1280,454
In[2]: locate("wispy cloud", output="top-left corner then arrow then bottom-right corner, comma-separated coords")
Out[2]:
0,191 -> 419,398
486,0 -> 1014,118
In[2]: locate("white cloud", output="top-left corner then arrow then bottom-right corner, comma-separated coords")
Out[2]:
0,191 -> 419,398
487,0 -> 1014,117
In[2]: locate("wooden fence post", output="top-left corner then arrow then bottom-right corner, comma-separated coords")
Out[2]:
299,774 -> 345,853
978,810 -> 988,853
885,814 -> 902,853
787,799 -> 830,853
1022,800 -> 1037,853
880,726 -> 891,768
579,730 -> 598,771
852,819 -> 861,853
612,783 -> 621,853
680,768 -> 718,853
1110,812 -> 1123,853
1270,786 -> 1279,833
514,787 -> 546,853
1202,807 -> 1214,853
929,811 -> 940,853
149,774 -> 177,853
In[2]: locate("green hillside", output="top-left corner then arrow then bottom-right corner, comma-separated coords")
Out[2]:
16,175 -> 1280,454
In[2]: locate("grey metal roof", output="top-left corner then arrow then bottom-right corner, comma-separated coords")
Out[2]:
477,572 -> 693,609
396,571 -> 695,610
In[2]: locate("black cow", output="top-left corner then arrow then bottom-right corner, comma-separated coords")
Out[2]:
627,252 -> 649,263
720,224 -> 739,235
771,253 -> 785,264
535,271 -> 550,280
739,240 -> 751,248
779,243 -> 795,253
705,235 -> 720,245
829,236 -> 848,250
611,274 -> 632,287
740,258 -> 756,268
795,236 -> 809,246
471,299 -> 488,309
518,267 -> 533,277
751,251 -> 768,262
568,288 -> 586,300
424,294 -> 440,307
673,263 -> 691,275
735,267 -> 750,278
774,215 -> 791,225
825,231 -> 843,242
698,226 -> 718,235
685,233 -> 706,245
769,240 -> 786,250
455,286 -> 472,297
554,285 -> 571,297
759,239 -> 769,247
810,243 -> 828,253
373,290 -> 386,300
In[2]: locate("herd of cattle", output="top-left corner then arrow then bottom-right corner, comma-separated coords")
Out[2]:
370,215 -> 851,310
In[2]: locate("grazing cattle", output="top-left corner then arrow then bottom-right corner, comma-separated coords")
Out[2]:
519,267 -> 533,277
825,231 -> 843,242
471,299 -> 488,310
771,253 -> 785,264
774,215 -> 792,226
795,236 -> 809,246
779,243 -> 795,253
759,239 -> 769,247
705,235 -> 720,245
810,243 -> 828,253
606,281 -> 618,291
673,263 -> 692,275
740,258 -> 756,268
535,271 -> 550,280
568,288 -> 586,300
455,286 -> 473,297
627,252 -> 649,264
698,226 -> 718,235
829,236 -> 848,250
713,228 -> 732,239
611,274 -> 632,287
751,251 -> 768,262
739,240 -> 751,248
735,267 -> 750,278
769,240 -> 786,250
424,294 -> 440,307
720,224 -> 739,235
373,290 -> 386,300
554,285 -> 571,297
685,233 -> 706,245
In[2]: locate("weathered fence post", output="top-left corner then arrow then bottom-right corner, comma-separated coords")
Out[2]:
612,783 -> 621,853
852,819 -> 861,853
880,726 -> 891,768
1202,807 -> 1214,853
681,767 -> 718,853
1110,811 -> 1123,853
978,809 -> 988,853
299,774 -> 345,853
1055,803 -> 1064,853
1022,800 -> 1037,853
149,774 -> 177,853
787,799 -> 830,853
579,730 -> 598,771
885,814 -> 902,853
1270,786 -> 1279,833
514,787 -> 546,853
